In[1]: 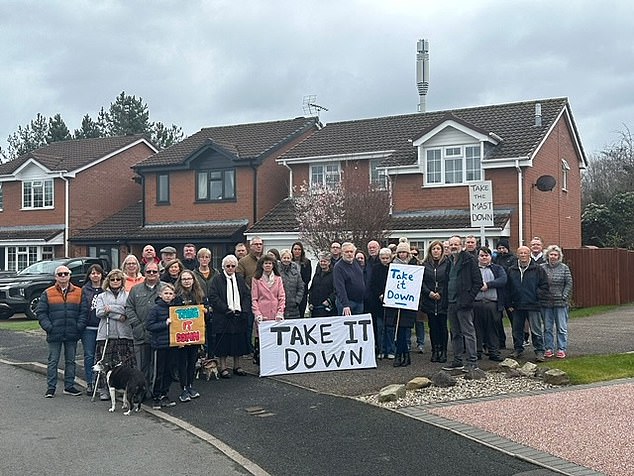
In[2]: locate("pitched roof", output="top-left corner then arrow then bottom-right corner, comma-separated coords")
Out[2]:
246,198 -> 512,234
280,98 -> 577,167
134,117 -> 319,169
70,202 -> 247,243
0,224 -> 64,241
0,135 -> 152,174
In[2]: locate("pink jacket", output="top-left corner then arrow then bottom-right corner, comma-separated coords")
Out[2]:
251,275 -> 286,320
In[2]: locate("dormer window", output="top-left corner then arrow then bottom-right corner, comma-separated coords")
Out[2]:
424,145 -> 481,186
22,179 -> 54,209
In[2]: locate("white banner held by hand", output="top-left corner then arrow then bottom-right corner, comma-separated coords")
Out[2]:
382,263 -> 424,311
258,314 -> 376,377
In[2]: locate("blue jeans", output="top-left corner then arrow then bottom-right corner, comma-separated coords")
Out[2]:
447,304 -> 477,365
542,306 -> 568,352
47,340 -> 77,390
81,328 -> 97,386
415,320 -> 425,348
511,310 -> 544,353
383,325 -> 397,356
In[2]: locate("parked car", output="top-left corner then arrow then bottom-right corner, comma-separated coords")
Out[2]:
0,257 -> 111,320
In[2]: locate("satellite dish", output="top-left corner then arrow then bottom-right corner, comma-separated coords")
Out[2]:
535,175 -> 556,192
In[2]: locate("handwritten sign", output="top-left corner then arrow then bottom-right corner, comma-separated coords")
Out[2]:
382,263 -> 424,311
258,314 -> 376,377
469,180 -> 494,227
169,305 -> 206,347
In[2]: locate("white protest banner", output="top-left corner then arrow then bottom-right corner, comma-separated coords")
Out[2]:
382,263 -> 424,311
258,314 -> 376,377
469,180 -> 494,227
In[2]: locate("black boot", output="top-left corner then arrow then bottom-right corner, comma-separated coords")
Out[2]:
438,344 -> 448,363
401,352 -> 411,366
393,354 -> 402,367
430,345 -> 439,363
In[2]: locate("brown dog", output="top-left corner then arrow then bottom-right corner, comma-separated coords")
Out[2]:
196,357 -> 219,381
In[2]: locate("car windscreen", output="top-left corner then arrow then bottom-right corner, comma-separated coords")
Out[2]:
17,260 -> 66,275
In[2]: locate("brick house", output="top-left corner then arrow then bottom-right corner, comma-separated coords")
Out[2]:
0,135 -> 156,271
247,97 -> 587,254
70,117 -> 320,269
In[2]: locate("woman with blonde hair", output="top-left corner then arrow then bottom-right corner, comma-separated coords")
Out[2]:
121,254 -> 145,292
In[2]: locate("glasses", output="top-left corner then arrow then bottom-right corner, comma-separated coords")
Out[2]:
56,272 -> 70,277
145,270 -> 158,274
225,264 -> 236,268
110,277 -> 122,282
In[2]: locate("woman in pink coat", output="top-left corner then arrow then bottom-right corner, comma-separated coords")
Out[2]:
251,255 -> 285,364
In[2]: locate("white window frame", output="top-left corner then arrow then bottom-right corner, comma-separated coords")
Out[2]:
6,245 -> 51,272
310,162 -> 341,189
561,159 -> 570,192
424,144 -> 482,186
22,179 -> 54,209
369,159 -> 388,190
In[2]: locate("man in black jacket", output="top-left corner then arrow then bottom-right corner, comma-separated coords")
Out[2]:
442,236 -> 483,371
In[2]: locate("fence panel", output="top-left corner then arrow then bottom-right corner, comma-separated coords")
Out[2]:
563,248 -> 634,308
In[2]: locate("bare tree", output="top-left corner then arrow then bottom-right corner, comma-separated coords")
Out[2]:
294,171 -> 391,257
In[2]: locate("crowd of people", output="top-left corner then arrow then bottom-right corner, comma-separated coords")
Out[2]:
36,235 -> 572,406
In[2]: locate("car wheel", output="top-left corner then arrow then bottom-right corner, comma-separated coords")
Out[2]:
26,296 -> 40,320
0,309 -> 15,320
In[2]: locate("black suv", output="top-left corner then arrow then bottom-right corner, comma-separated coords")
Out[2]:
0,257 -> 110,320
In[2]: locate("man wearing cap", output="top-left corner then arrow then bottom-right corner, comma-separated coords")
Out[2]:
160,246 -> 177,269
38,265 -> 85,398
493,238 -> 515,349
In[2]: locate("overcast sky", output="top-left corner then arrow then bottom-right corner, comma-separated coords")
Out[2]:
1,0 -> 632,158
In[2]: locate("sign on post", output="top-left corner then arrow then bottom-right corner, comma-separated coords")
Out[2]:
169,305 -> 206,346
382,263 -> 424,311
258,314 -> 376,377
469,180 -> 494,227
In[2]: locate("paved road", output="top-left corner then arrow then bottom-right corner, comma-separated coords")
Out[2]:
0,362 -> 249,476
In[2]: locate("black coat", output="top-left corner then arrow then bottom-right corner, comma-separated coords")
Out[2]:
208,273 -> 250,335
445,251 -> 483,310
420,258 -> 449,317
146,297 -> 172,350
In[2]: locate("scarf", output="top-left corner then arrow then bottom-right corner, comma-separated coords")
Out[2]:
263,271 -> 275,288
225,271 -> 241,312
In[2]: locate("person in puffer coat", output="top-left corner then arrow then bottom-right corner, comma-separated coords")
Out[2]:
37,264 -> 85,398
278,249 -> 304,319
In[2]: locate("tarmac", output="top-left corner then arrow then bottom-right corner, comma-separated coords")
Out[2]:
2,305 -> 634,475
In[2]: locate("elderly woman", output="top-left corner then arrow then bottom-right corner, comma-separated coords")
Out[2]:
368,248 -> 394,359
121,254 -> 145,292
208,255 -> 251,378
540,245 -> 573,359
251,255 -> 286,364
161,259 -> 184,285
193,247 -> 217,358
95,269 -> 136,400
279,249 -> 304,319
309,252 -> 337,318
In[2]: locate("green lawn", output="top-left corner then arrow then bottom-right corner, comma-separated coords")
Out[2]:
540,353 -> 634,384
0,320 -> 41,331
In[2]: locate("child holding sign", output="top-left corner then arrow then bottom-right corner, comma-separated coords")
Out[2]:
147,284 -> 177,409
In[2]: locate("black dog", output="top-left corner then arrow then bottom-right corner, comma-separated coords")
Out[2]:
93,361 -> 147,415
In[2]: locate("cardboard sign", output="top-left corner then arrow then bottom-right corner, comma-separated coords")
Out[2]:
382,263 -> 424,311
169,305 -> 206,347
258,314 -> 376,377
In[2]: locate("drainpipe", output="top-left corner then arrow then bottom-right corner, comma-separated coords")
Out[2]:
250,161 -> 258,223
61,176 -> 70,256
281,160 -> 293,198
515,159 -> 523,246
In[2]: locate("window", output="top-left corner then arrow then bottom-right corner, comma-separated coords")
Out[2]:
22,179 -> 53,209
369,159 -> 388,190
561,159 -> 570,192
310,163 -> 341,189
0,183 -> 3,210
196,169 -> 235,201
424,145 -> 481,185
6,246 -> 41,272
157,174 -> 170,204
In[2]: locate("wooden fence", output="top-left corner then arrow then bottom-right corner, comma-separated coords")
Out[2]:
563,248 -> 634,308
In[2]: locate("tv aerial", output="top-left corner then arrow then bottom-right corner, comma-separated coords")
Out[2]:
302,95 -> 328,117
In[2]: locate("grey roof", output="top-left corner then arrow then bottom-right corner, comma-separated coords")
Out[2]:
280,98 -> 579,167
70,202 -> 247,243
0,135 -> 152,174
246,198 -> 512,234
134,117 -> 319,169
0,224 -> 64,241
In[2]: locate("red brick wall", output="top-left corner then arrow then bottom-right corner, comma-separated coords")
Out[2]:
0,180 -> 65,225
70,142 -> 153,232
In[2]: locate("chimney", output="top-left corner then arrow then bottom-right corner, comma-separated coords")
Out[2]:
416,39 -> 430,112
534,102 -> 542,127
